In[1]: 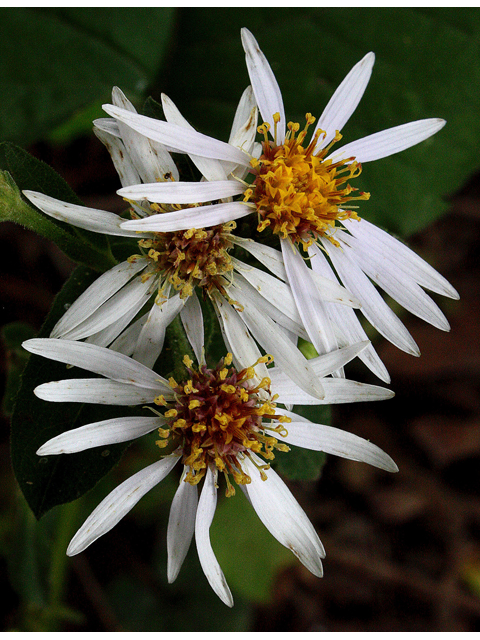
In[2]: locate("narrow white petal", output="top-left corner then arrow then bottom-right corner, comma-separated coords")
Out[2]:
323,238 -> 420,356
67,456 -> 179,556
111,87 -> 180,183
242,453 -> 324,576
37,416 -> 163,455
103,104 -> 250,167
229,86 -> 256,143
241,28 -> 286,142
231,286 -> 326,400
233,237 -> 288,280
233,237 -> 359,307
210,290 -> 268,378
314,52 -> 375,149
120,201 -> 253,233
337,229 -> 450,331
60,275 -> 154,341
132,294 -> 185,368
272,375 -> 394,405
281,238 -> 339,356
167,469 -> 198,583
161,93 -> 232,181
180,292 -> 205,365
308,243 -> 391,383
33,379 -> 163,405
22,191 -> 148,238
84,292 -> 151,349
94,127 -> 142,188
330,118 -> 446,164
342,218 -> 459,299
229,105 -> 258,157
23,338 -> 170,390
118,179 -> 245,204
195,467 -> 233,607
281,421 -> 398,472
231,272 -> 308,341
51,259 -> 148,339
108,313 -> 148,356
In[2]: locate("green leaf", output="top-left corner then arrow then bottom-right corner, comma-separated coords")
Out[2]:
0,142 -> 119,270
0,7 -> 176,145
210,489 -> 293,603
166,7 -> 480,238
10,266 -> 138,520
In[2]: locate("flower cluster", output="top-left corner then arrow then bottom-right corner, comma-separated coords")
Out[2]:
20,28 -> 457,606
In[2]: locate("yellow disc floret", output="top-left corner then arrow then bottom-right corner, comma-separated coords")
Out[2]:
155,354 -> 291,496
248,114 -> 370,249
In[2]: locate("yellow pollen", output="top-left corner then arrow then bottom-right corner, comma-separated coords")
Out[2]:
188,399 -> 202,410
183,355 -> 194,369
250,116 -> 369,246
164,409 -> 178,418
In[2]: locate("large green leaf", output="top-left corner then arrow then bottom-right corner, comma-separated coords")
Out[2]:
165,7 -> 480,238
0,142 -> 118,272
0,7 -> 176,144
10,266 -> 139,519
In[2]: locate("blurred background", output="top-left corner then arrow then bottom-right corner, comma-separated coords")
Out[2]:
1,6 -> 480,631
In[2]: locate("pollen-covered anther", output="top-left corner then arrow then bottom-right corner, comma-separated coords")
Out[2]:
250,114 -> 368,245
160,354 -> 290,496
130,223 -> 235,300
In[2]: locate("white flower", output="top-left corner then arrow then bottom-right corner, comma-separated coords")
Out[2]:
22,86 -> 360,400
23,337 -> 397,607
106,29 -> 459,383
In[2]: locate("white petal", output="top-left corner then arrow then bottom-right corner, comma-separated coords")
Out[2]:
37,416 -> 163,455
210,290 -> 268,378
84,292 -> 151,349
281,421 -> 398,472
111,87 -> 179,183
132,294 -> 185,368
337,229 -> 450,331
103,104 -> 250,167
330,118 -> 446,164
231,286 -> 326,400
180,292 -> 205,365
195,467 -> 233,607
167,469 -> 198,583
314,52 -> 375,149
120,201 -> 253,233
161,93 -> 231,181
308,243 -> 390,383
67,456 -> 179,556
23,338 -> 170,390
94,126 -> 142,188
274,377 -> 395,406
34,379 -> 163,405
60,275 -> 154,341
230,272 -> 308,341
242,453 -> 324,576
229,86 -> 256,144
241,28 -> 286,142
281,238 -> 339,356
322,237 -> 420,356
51,259 -> 148,339
108,313 -> 148,356
118,179 -> 245,204
342,217 -> 459,299
233,236 -> 359,307
22,191 -> 147,238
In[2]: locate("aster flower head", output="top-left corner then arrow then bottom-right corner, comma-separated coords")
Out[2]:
22,86 -> 360,398
23,336 -> 397,607
107,29 -> 459,383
